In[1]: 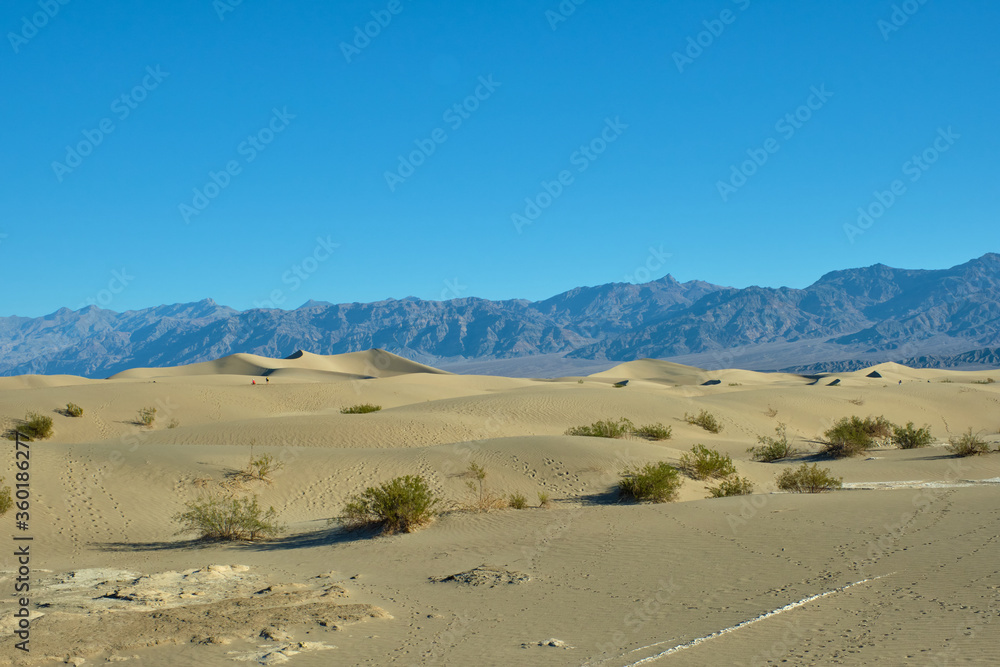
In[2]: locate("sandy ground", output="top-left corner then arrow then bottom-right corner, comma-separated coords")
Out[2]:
1,349 -> 999,665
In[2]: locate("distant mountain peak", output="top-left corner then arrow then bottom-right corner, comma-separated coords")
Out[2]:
2,254 -> 998,378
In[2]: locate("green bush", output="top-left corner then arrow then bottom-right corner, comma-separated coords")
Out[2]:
137,406 -> 157,427
776,464 -> 842,493
679,444 -> 736,480
565,417 -> 635,438
747,423 -> 799,462
684,410 -> 723,433
341,403 -> 382,414
822,415 -> 894,457
618,462 -> 682,503
21,412 -> 53,440
465,462 -> 506,511
0,479 -> 11,516
241,451 -> 284,482
174,494 -> 284,541
632,422 -> 672,441
508,493 -> 528,510
947,429 -> 992,457
537,491 -> 551,508
892,422 -> 933,449
708,476 -> 755,498
341,475 -> 441,534
65,402 -> 84,417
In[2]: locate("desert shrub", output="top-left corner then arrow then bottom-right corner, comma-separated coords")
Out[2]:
240,451 -> 284,483
565,417 -> 634,438
632,422 -> 672,440
508,493 -> 528,510
708,476 -> 755,498
974,377 -> 995,385
174,494 -> 284,541
947,429 -> 992,457
618,462 -> 682,503
537,491 -> 551,508
612,381 -> 628,388
822,415 -> 894,457
137,406 -> 157,427
65,402 -> 84,417
167,418 -> 180,429
21,412 -> 53,440
747,423 -> 799,462
0,479 -> 11,516
341,475 -> 440,534
684,410 -> 723,434
679,444 -> 736,480
764,406 -> 778,418
341,403 -> 382,414
776,464 -> 842,493
465,462 -> 506,511
892,422 -> 933,449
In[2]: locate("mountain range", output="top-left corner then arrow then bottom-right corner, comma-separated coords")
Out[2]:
3,253 -> 999,378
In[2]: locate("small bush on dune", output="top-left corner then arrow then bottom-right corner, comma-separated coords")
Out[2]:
65,402 -> 84,417
684,410 -> 723,434
21,412 -> 53,440
822,415 -> 895,457
776,464 -> 842,493
618,462 -> 682,503
174,494 -> 284,541
947,429 -> 992,457
341,403 -> 382,414
565,417 -> 635,438
239,450 -> 284,483
0,479 -> 12,516
679,444 -> 736,480
708,476 -> 755,498
137,406 -> 157,427
748,423 -> 799,462
537,491 -> 551,508
632,422 -> 673,441
341,475 -> 441,534
465,462 -> 507,511
508,493 -> 528,509
892,422 -> 934,449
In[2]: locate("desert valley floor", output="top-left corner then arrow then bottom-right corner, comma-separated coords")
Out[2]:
1,349 -> 998,666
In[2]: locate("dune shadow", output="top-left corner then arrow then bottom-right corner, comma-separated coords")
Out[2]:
576,488 -> 621,506
92,522 -> 384,554
93,538 -> 214,552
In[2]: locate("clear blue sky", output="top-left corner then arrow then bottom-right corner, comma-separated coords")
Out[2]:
3,0 -> 998,316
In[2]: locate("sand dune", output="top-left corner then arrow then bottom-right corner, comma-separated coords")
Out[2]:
1,351 -> 999,665
111,348 -> 450,380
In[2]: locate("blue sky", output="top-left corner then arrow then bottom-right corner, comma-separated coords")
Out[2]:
3,0 -> 998,316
